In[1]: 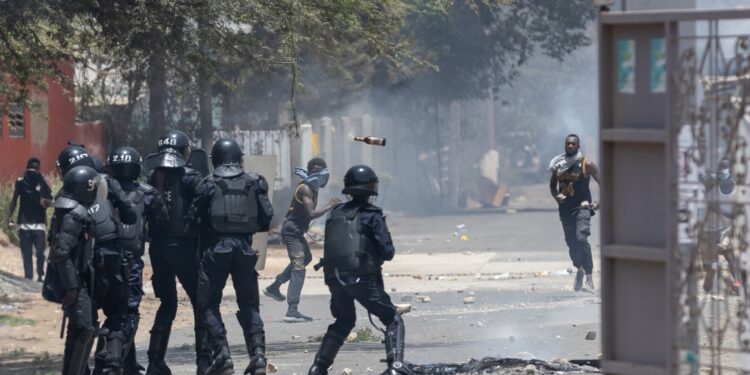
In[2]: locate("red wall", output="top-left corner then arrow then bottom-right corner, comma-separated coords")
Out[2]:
0,64 -> 105,182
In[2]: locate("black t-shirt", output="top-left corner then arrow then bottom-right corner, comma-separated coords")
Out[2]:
15,170 -> 52,225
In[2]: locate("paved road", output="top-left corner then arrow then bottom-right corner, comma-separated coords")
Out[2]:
138,210 -> 602,374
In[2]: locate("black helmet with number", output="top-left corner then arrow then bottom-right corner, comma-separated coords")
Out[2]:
154,130 -> 190,168
158,130 -> 190,156
342,165 -> 379,196
211,139 -> 244,177
61,166 -> 99,205
57,145 -> 95,175
108,146 -> 143,179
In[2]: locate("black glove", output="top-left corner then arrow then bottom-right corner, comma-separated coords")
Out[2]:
62,289 -> 78,308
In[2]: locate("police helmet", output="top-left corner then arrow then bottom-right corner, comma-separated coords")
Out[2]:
57,145 -> 94,175
62,166 -> 99,205
108,146 -> 142,179
157,130 -> 191,157
211,139 -> 243,167
342,165 -> 379,196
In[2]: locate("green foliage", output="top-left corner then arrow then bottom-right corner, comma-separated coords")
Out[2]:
0,314 -> 36,327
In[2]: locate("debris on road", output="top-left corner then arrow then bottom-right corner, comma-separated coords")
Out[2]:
267,362 -> 278,373
412,357 -> 600,374
417,295 -> 432,303
463,296 -> 476,304
585,331 -> 597,340
395,304 -> 412,314
340,368 -> 352,375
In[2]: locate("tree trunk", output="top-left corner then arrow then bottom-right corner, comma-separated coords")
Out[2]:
198,70 -> 213,149
148,52 -> 167,142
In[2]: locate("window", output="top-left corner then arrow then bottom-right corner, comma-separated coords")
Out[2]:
8,103 -> 24,139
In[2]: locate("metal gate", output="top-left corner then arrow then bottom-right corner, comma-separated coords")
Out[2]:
600,8 -> 750,375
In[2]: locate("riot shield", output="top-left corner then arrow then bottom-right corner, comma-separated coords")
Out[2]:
188,148 -> 211,177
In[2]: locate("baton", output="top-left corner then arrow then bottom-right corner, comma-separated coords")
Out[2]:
60,313 -> 67,339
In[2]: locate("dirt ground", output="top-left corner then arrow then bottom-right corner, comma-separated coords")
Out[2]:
0,230 -> 298,374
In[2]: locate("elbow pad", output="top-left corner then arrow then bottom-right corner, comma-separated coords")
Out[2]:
55,259 -> 79,290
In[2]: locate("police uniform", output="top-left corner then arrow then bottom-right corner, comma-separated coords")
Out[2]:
116,176 -> 169,373
90,174 -> 138,374
147,165 -> 209,372
45,166 -> 99,375
193,139 -> 273,375
309,165 -> 413,375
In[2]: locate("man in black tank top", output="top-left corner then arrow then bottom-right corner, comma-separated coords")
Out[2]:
549,134 -> 601,292
264,158 -> 340,322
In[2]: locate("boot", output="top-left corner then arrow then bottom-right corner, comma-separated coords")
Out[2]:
123,313 -> 145,375
146,326 -> 173,375
284,305 -> 313,323
196,324 -> 212,375
263,282 -> 285,302
236,311 -> 266,375
382,315 -> 415,375
307,332 -> 345,375
584,274 -> 595,292
123,346 -> 145,375
205,326 -> 234,375
574,267 -> 584,292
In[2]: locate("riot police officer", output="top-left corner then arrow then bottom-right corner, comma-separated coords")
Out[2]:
147,130 -> 211,374
308,165 -> 414,375
47,166 -> 99,375
54,145 -> 138,374
193,139 -> 273,375
108,146 -> 169,374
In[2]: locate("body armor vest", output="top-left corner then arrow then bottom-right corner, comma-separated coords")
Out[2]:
154,169 -> 193,237
323,204 -> 378,274
88,199 -> 120,242
119,186 -> 147,253
210,175 -> 259,235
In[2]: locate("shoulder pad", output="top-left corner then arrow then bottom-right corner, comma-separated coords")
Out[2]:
184,167 -> 201,177
138,182 -> 156,194
248,173 -> 269,193
70,204 -> 90,219
361,203 -> 383,213
55,196 -> 79,209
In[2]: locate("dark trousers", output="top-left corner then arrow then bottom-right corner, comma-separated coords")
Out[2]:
95,246 -> 129,333
123,254 -> 144,346
274,221 -> 312,307
149,238 -> 200,328
19,229 -> 45,280
148,237 -> 208,364
62,283 -> 96,375
560,207 -> 594,274
199,238 -> 264,343
324,274 -> 397,340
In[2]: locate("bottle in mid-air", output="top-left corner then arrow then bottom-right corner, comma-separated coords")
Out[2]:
353,136 -> 386,146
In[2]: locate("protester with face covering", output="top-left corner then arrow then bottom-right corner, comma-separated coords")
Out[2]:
7,157 -> 53,281
549,134 -> 602,292
264,158 -> 341,322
